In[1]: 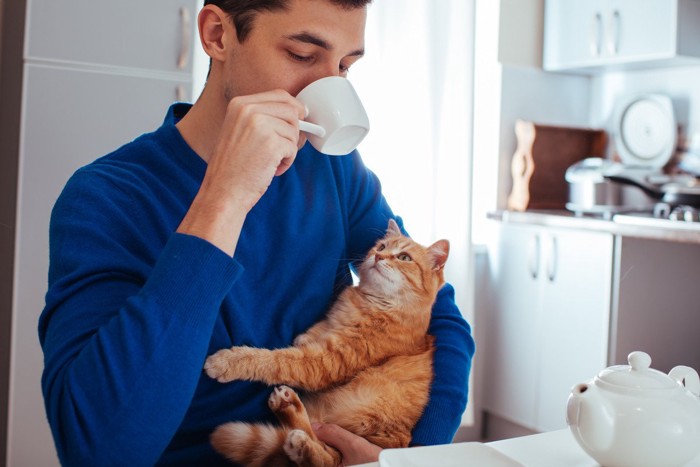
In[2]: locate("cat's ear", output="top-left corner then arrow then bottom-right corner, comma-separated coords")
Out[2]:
386,219 -> 402,236
429,239 -> 450,271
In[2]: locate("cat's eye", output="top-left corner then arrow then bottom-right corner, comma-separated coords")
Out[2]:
377,243 -> 386,252
398,253 -> 412,261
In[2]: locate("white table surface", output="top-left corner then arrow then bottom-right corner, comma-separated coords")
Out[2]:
357,429 -> 700,467
490,429 -> 700,467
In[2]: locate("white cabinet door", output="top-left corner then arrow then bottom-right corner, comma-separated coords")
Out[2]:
26,0 -> 199,74
8,63 -> 190,467
608,0 -> 676,62
20,63 -> 189,198
543,0 -> 604,69
484,224 -> 542,429
485,224 -> 612,433
536,228 -> 612,431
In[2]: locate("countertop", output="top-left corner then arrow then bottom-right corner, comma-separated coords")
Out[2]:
488,210 -> 700,245
359,429 -> 700,466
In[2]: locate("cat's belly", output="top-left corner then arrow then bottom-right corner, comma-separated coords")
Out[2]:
303,349 -> 434,447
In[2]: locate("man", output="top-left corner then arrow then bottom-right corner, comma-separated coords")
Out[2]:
38,0 -> 475,465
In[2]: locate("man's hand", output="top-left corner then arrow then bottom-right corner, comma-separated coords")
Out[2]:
313,422 -> 383,466
205,89 -> 306,211
177,89 -> 306,256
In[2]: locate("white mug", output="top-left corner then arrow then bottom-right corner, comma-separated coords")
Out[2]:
296,76 -> 370,156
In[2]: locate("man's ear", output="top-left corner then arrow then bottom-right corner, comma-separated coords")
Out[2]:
198,5 -> 231,61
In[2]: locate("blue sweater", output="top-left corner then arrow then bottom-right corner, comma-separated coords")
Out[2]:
39,103 -> 475,466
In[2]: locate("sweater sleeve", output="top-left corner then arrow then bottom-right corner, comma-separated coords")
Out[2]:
343,154 -> 476,445
38,172 -> 243,466
410,283 -> 475,445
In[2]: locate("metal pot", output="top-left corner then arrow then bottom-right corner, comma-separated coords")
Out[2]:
565,158 -> 655,216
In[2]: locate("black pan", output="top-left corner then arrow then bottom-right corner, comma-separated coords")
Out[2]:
604,174 -> 700,208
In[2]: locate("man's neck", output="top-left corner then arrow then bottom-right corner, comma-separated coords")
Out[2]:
175,83 -> 226,163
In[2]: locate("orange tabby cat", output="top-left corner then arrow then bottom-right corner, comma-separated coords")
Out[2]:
204,219 -> 449,466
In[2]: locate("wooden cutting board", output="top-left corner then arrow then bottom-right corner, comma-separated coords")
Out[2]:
507,120 -> 608,211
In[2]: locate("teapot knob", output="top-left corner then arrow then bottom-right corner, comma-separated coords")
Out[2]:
628,351 -> 651,371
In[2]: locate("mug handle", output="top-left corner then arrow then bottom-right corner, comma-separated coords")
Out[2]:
299,120 -> 326,138
669,366 -> 700,396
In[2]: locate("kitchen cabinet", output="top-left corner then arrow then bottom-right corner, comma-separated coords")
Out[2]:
483,212 -> 700,439
543,0 -> 700,74
6,1 -> 199,465
483,223 -> 612,432
26,0 -> 195,74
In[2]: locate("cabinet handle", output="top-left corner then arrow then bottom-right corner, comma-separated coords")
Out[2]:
546,236 -> 558,282
176,84 -> 187,102
590,12 -> 603,57
529,234 -> 540,280
607,10 -> 621,56
177,7 -> 192,70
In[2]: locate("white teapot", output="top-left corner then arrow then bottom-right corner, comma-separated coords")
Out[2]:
567,351 -> 700,467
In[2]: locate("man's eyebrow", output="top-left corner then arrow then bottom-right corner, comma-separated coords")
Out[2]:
284,32 -> 365,57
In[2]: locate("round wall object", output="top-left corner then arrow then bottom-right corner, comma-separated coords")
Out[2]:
614,94 -> 676,169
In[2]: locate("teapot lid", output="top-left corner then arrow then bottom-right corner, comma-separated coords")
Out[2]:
597,351 -> 677,390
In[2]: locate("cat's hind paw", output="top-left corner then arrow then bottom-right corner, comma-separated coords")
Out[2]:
283,429 -> 310,463
269,386 -> 313,430
284,429 -> 339,467
203,349 -> 235,383
268,385 -> 299,412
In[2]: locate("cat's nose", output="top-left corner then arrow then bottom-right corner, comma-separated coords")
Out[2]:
375,254 -> 383,263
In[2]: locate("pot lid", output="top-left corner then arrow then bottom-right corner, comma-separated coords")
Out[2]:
596,351 -> 678,390
565,157 -> 624,183
614,94 -> 676,169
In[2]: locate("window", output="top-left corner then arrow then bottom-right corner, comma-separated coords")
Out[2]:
351,0 -> 475,317
351,1 -> 477,426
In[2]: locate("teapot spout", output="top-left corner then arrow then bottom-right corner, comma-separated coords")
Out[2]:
566,383 -> 586,426
567,383 -> 615,453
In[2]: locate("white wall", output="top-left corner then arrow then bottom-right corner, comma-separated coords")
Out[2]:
498,67 -> 592,207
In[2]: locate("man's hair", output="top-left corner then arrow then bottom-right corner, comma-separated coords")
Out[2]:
204,0 -> 372,42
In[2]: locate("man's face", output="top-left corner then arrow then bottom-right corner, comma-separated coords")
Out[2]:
221,0 -> 367,100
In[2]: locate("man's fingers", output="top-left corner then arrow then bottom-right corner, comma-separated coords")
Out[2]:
313,423 -> 354,444
312,422 -> 383,466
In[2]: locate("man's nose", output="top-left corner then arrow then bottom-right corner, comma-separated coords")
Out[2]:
311,63 -> 343,82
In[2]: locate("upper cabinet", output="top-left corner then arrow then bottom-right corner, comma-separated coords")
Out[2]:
25,0 -> 197,74
543,0 -> 700,74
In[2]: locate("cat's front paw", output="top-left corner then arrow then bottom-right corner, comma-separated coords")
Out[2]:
293,334 -> 312,346
204,349 -> 235,383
